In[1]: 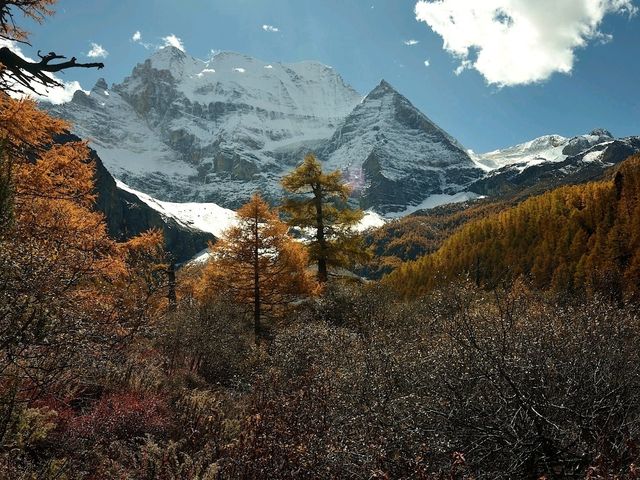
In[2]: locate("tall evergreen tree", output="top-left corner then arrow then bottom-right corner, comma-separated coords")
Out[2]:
281,153 -> 366,283
200,194 -> 312,342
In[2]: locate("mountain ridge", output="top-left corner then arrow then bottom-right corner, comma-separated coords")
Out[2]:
44,47 -> 640,220
45,47 -> 483,214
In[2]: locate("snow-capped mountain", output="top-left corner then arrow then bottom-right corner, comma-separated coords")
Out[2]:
45,46 -> 640,226
319,80 -> 483,213
470,130 -> 640,196
47,46 -> 362,207
474,129 -> 615,171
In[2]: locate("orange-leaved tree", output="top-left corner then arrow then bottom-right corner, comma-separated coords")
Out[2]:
0,94 -> 166,442
200,193 -> 314,342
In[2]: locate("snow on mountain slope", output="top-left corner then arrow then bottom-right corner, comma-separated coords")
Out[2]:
469,133 -> 640,197
385,192 -> 483,218
475,135 -> 568,171
46,46 -> 632,222
46,46 -> 362,207
319,80 -> 483,214
117,180 -> 385,253
475,129 -> 615,172
116,180 -> 237,238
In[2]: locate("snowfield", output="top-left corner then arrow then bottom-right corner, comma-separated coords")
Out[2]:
116,180 -> 237,238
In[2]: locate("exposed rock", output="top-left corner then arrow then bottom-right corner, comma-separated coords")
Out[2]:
317,80 -> 483,213
55,134 -> 214,263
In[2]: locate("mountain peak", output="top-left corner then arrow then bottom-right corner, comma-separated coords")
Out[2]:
590,128 -> 613,138
319,79 -> 478,213
92,78 -> 109,92
153,45 -> 186,58
148,45 -> 189,71
367,79 -> 397,97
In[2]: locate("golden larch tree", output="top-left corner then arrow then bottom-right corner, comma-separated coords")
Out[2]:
200,193 -> 313,341
0,94 -> 166,432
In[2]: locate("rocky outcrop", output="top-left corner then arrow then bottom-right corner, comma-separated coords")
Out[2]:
45,47 -> 362,209
318,80 -> 483,213
56,134 -> 214,263
561,129 -> 614,156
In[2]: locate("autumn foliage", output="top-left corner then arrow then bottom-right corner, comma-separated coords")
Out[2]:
2,3 -> 640,478
387,154 -> 640,300
0,93 -> 165,455
199,194 -> 313,340
281,153 -> 367,283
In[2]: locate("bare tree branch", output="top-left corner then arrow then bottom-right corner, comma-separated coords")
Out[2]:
0,45 -> 103,95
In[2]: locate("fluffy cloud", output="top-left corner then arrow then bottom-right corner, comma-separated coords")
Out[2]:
87,42 -> 108,59
262,24 -> 280,32
424,59 -> 431,67
415,0 -> 637,86
132,31 -> 142,42
0,39 -> 87,104
404,39 -> 420,46
162,34 -> 185,52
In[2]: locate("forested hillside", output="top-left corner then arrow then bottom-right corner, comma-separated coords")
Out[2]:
388,155 -> 640,299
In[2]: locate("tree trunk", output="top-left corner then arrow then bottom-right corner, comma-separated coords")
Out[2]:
167,257 -> 177,311
253,214 -> 261,343
314,187 -> 328,283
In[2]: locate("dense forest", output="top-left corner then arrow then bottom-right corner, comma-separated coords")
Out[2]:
2,1 -> 640,479
387,155 -> 640,300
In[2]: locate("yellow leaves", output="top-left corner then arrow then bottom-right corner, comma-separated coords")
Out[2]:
199,194 -> 315,315
122,228 -> 164,257
387,154 -> 640,299
1,93 -> 167,362
0,1 -> 55,42
281,153 -> 366,281
0,95 -> 68,152
281,153 -> 351,200
15,141 -> 96,206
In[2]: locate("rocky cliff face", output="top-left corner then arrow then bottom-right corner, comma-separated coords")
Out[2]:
44,48 -> 486,215
56,134 -> 215,263
47,47 -> 362,208
45,48 -> 638,220
318,80 -> 483,213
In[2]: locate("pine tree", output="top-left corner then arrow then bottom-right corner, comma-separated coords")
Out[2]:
281,153 -> 366,283
200,194 -> 312,342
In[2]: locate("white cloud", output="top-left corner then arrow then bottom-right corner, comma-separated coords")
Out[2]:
197,68 -> 216,77
233,67 -> 246,73
0,39 -> 87,104
262,24 -> 280,32
404,39 -> 420,46
424,59 -> 431,67
161,34 -> 185,52
131,30 -> 154,49
46,80 -> 88,104
87,42 -> 108,59
414,0 -> 637,86
264,64 -> 274,69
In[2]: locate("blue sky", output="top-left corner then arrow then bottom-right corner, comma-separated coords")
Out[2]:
21,0 -> 640,152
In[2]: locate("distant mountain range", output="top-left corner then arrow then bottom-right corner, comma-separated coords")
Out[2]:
44,46 -> 640,255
